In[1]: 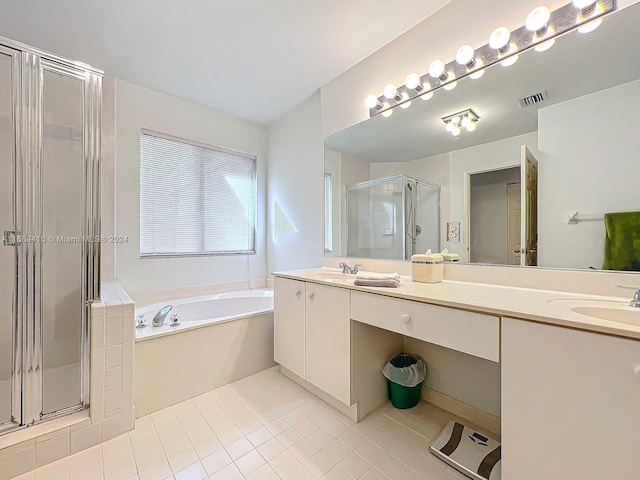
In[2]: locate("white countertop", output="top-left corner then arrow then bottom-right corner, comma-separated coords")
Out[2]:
273,268 -> 640,340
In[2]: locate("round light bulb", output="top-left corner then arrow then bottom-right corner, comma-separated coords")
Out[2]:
383,84 -> 398,100
470,69 -> 485,80
535,38 -> 556,52
443,81 -> 457,91
526,6 -> 551,33
421,91 -> 434,101
365,95 -> 379,109
451,116 -> 460,125
381,108 -> 393,118
456,45 -> 475,66
489,27 -> 511,50
405,73 -> 421,90
461,116 -> 471,128
501,54 -> 519,67
428,60 -> 445,78
446,122 -> 454,132
451,126 -> 461,137
466,122 -> 477,132
399,93 -> 411,109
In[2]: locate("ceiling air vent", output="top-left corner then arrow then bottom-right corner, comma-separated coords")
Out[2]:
518,90 -> 548,108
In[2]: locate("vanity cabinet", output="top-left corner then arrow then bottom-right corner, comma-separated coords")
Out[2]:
274,278 -> 351,405
273,277 -> 306,378
501,317 -> 640,479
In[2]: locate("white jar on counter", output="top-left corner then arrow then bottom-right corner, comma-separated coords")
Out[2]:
411,252 -> 444,283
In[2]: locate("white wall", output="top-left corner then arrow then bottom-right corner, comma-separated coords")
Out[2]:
538,79 -> 640,269
266,91 -> 324,275
115,79 -> 268,292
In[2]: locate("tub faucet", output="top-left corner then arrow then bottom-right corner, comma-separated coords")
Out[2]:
152,305 -> 173,327
339,262 -> 362,274
618,285 -> 640,308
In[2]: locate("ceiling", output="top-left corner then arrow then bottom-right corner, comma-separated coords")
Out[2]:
0,0 -> 451,125
325,5 -> 640,162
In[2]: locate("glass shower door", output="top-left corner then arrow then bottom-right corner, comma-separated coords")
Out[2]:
0,46 -> 19,432
40,65 -> 85,416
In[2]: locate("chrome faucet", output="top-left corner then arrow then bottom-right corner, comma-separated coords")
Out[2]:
338,262 -> 362,274
618,286 -> 640,308
152,305 -> 173,327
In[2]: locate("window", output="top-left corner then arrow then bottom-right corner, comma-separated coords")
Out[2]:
140,130 -> 256,257
324,173 -> 332,253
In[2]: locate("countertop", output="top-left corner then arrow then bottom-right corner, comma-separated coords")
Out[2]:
273,268 -> 640,340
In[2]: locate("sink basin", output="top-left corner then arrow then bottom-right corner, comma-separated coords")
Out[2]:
571,306 -> 640,326
304,271 -> 354,282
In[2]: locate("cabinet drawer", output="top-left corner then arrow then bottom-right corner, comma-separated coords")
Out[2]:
351,292 -> 500,362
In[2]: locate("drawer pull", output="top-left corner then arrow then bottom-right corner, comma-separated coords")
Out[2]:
308,292 -> 315,299
294,290 -> 301,296
401,314 -> 411,324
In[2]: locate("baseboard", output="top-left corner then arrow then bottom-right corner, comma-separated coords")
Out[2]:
422,386 -> 501,438
279,367 -> 359,422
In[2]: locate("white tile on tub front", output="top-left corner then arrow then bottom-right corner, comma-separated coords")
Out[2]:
70,423 -> 102,454
106,323 -> 123,346
92,315 -> 106,348
105,366 -> 123,391
122,343 -> 134,374
107,313 -> 123,325
92,348 -> 106,380
105,344 -> 123,369
35,433 -> 70,467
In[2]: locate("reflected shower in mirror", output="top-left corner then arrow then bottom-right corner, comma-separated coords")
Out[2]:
324,3 -> 640,273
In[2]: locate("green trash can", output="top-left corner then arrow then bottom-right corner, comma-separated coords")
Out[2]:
383,354 -> 426,409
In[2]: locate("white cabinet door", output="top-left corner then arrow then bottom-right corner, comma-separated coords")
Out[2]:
502,317 -> 640,480
305,283 -> 351,405
274,277 -> 306,379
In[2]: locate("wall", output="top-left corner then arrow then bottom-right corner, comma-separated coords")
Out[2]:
266,91 -> 324,275
470,168 -> 521,264
538,79 -> 640,269
115,79 -> 268,292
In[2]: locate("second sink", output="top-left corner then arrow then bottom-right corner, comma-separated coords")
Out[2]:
571,306 -> 640,326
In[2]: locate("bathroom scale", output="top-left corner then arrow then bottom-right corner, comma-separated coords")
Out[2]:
429,421 -> 501,480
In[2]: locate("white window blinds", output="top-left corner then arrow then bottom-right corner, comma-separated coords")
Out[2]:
140,130 -> 256,256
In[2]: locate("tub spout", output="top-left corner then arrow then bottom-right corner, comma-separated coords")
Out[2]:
152,305 -> 173,327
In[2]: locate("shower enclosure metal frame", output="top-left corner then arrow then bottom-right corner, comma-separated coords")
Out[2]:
0,36 -> 102,435
345,174 -> 441,260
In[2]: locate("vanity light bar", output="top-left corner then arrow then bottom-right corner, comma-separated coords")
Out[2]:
366,0 -> 615,117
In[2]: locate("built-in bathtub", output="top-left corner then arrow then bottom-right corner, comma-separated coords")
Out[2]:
133,288 -> 275,417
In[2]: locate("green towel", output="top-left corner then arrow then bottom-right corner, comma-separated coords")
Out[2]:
603,212 -> 640,271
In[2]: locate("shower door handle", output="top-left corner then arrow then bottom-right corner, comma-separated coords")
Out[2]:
2,230 -> 20,246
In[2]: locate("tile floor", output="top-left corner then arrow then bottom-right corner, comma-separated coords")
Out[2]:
11,367 -> 472,480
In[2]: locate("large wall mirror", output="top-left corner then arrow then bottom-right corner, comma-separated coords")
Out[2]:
324,3 -> 640,273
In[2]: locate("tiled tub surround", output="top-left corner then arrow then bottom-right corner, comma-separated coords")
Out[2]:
134,289 -> 276,417
0,282 -> 135,480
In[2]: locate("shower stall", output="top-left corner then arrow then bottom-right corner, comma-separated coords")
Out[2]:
0,37 -> 101,435
346,175 -> 440,260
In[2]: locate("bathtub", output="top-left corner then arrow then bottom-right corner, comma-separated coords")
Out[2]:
135,289 -> 274,340
133,288 -> 275,417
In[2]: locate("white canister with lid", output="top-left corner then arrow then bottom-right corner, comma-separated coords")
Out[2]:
411,250 -> 444,283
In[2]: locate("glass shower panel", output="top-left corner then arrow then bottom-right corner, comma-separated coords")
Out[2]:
41,69 -> 84,415
0,50 -> 16,428
413,181 -> 441,255
347,178 -> 405,260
